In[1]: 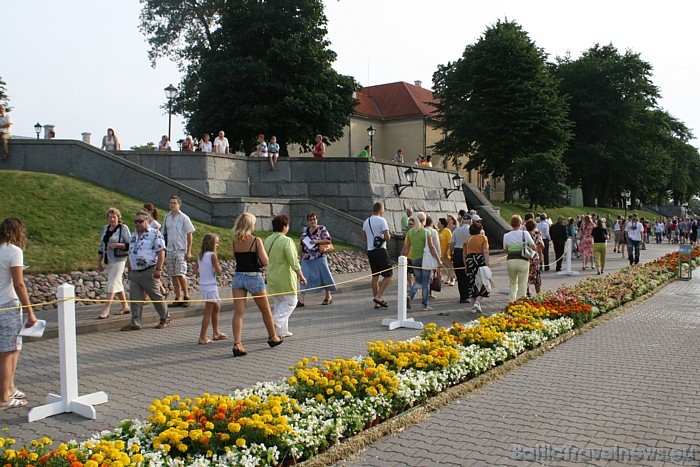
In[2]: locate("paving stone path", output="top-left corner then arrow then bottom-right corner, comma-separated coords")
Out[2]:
2,242 -> 695,467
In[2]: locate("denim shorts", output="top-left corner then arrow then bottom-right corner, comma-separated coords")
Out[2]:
231,272 -> 265,294
0,300 -> 22,352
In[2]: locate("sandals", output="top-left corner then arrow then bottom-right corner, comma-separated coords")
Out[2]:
373,299 -> 389,308
10,389 -> 26,399
0,398 -> 27,410
212,334 -> 228,341
268,336 -> 283,348
98,310 -> 110,319
321,298 -> 333,305
232,343 -> 247,357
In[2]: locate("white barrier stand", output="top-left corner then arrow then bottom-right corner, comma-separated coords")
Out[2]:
557,239 -> 579,277
28,284 -> 108,422
382,255 -> 423,330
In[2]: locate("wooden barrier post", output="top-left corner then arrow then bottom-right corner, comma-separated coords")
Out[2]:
28,284 -> 108,422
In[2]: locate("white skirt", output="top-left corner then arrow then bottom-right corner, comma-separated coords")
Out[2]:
106,260 -> 127,293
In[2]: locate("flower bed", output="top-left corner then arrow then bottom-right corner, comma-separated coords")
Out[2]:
2,248 -> 698,466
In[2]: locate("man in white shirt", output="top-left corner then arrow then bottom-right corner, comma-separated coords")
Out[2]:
213,130 -> 229,154
625,213 -> 643,265
0,105 -> 12,161
362,202 -> 392,308
536,214 -> 551,271
162,195 -> 196,307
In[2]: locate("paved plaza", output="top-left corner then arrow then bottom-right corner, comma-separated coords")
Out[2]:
2,241 -> 696,466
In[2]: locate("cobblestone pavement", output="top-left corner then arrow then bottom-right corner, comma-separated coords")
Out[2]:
1,241 -> 689,466
340,247 -> 700,467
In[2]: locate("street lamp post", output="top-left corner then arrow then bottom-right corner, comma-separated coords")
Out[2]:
34,122 -> 42,140
367,126 -> 376,155
164,84 -> 178,142
621,189 -> 631,217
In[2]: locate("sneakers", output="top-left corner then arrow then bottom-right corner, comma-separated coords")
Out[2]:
120,324 -> 141,331
422,306 -> 433,311
448,280 -> 456,286
170,301 -> 183,308
181,297 -> 191,308
472,303 -> 482,314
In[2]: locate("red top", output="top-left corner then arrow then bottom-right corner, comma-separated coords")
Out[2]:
313,142 -> 325,158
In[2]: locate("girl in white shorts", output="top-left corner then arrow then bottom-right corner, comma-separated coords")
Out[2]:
194,233 -> 228,345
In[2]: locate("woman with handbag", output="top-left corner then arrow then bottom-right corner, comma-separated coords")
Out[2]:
401,212 -> 442,311
230,212 -> 283,357
464,220 -> 489,313
298,212 -> 336,307
503,215 -> 535,301
96,208 -> 131,319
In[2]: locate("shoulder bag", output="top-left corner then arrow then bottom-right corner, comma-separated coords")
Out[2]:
312,226 -> 335,254
368,218 -> 385,249
113,224 -> 129,257
422,229 -> 440,269
521,231 -> 535,260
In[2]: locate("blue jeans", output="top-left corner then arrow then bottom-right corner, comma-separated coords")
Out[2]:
408,257 -> 431,308
628,239 -> 641,264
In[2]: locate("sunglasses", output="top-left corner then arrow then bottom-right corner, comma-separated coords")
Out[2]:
134,219 -> 147,224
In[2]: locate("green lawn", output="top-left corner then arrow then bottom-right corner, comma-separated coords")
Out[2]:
489,200 -> 651,224
0,171 -> 354,274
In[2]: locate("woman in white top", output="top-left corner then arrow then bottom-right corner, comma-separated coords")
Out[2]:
143,203 -> 162,230
101,128 -> 120,151
503,215 -> 535,301
199,133 -> 213,152
0,217 -> 37,409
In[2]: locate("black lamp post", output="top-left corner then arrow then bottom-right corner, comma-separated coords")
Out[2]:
367,126 -> 376,154
621,189 -> 631,217
164,84 -> 178,142
443,173 -> 464,198
34,122 -> 42,140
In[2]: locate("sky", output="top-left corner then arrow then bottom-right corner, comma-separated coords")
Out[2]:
4,1 -> 699,148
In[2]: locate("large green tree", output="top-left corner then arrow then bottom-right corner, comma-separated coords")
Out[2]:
139,0 -> 356,155
432,20 -> 572,207
0,76 -> 9,107
555,44 -> 661,207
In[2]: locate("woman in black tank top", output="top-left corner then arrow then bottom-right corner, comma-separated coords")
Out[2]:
230,213 -> 282,357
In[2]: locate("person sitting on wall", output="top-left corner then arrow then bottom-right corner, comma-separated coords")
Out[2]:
391,148 -> 405,164
181,136 -> 194,151
357,145 -> 372,159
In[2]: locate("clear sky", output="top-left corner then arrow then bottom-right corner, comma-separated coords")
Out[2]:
4,0 -> 699,148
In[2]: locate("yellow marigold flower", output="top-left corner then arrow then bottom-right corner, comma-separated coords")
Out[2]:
28,453 -> 38,461
206,450 -> 213,458
163,444 -> 171,453
228,422 -> 241,433
58,444 -> 68,452
112,461 -> 124,467
5,449 -> 16,459
130,444 -> 140,453
235,438 -> 246,448
177,443 -> 188,452
85,461 -> 99,467
131,454 -> 144,464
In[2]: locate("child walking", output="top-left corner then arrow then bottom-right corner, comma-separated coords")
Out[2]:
194,233 -> 228,344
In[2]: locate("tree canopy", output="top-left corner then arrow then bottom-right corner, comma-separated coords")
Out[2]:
432,20 -> 571,208
0,76 -> 9,107
139,0 -> 356,155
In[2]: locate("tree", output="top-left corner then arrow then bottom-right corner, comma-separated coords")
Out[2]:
0,76 -> 9,107
130,142 -> 157,151
555,44 -> 661,207
432,20 -> 572,206
139,0 -> 356,156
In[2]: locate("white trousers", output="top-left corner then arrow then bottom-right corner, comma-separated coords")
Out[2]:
272,294 -> 297,336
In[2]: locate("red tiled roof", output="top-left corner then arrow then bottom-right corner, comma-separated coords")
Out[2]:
354,82 -> 438,121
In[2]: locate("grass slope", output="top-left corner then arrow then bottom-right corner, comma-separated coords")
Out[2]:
490,200 -> 649,224
0,171 -> 353,274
